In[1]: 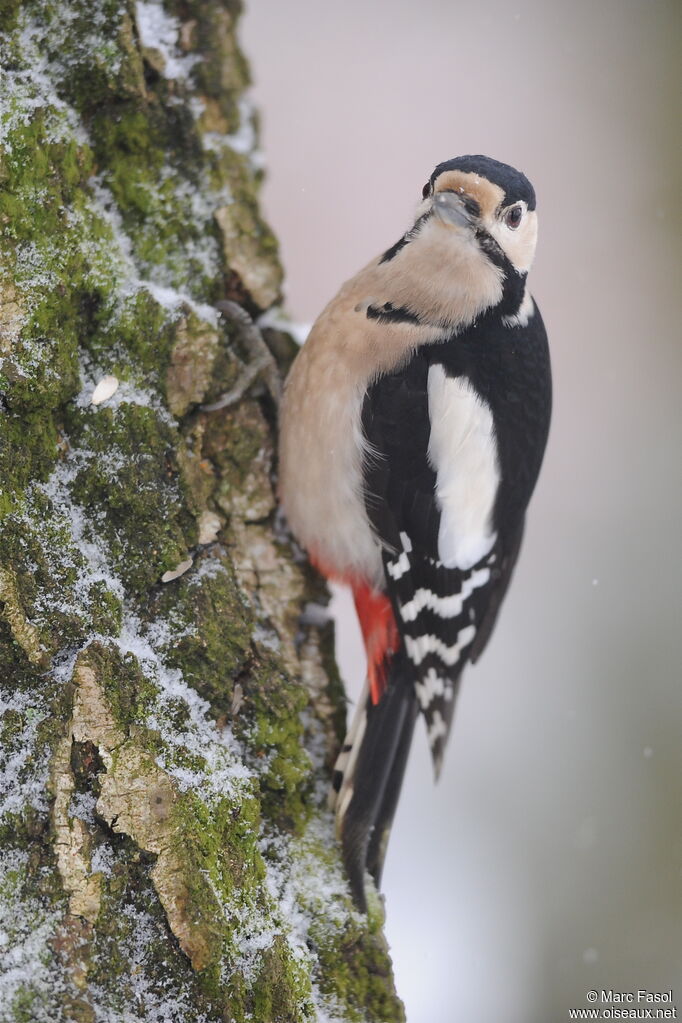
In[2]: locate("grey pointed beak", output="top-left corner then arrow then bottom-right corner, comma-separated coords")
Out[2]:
432,190 -> 477,229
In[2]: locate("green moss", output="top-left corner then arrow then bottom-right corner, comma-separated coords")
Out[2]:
310,907 -> 406,1023
0,404 -> 57,512
57,4 -> 148,110
91,106 -> 165,206
88,581 -> 124,636
0,620 -> 35,687
0,113 -> 97,502
89,858 -> 227,1023
0,0 -> 21,30
0,130 -> 93,232
86,100 -> 222,295
201,398 -> 275,523
91,288 -> 177,374
184,0 -> 249,125
0,0 -> 402,1016
64,401 -> 196,592
78,641 -> 159,731
252,935 -> 314,1023
0,831 -> 68,1018
0,495 -> 123,656
176,786 -> 264,925
238,656 -> 312,834
148,551 -> 253,716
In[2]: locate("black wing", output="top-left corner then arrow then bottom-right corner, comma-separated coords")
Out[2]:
361,307 -> 551,771
361,352 -> 440,557
361,353 -> 501,771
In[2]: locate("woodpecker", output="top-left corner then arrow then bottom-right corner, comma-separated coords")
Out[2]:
278,155 -> 551,910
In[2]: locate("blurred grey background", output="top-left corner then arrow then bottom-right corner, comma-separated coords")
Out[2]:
241,2 -> 682,1020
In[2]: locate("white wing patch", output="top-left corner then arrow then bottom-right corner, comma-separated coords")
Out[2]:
427,364 -> 500,571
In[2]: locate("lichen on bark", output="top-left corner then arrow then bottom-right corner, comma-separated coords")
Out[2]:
0,1 -> 404,1021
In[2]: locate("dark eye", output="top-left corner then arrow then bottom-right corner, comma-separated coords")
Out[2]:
504,205 -> 523,229
422,181 -> 431,199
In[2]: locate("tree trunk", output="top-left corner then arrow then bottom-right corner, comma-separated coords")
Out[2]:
0,2 -> 404,1020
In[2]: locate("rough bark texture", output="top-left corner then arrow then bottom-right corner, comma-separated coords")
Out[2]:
0,2 -> 405,1020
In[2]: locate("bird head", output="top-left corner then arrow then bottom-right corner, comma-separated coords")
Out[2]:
418,155 -> 538,276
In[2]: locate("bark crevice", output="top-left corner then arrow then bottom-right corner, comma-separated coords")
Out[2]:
0,2 -> 404,1020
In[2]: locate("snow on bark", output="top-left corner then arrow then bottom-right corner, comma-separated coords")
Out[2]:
0,1 -> 404,1021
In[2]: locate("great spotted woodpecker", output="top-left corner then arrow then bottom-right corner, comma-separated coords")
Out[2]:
278,155 -> 552,910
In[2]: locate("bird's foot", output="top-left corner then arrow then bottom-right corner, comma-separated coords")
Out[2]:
201,300 -> 282,411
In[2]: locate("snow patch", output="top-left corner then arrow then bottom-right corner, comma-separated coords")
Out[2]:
90,843 -> 116,878
258,306 -> 311,346
38,458 -> 126,609
68,790 -> 97,825
89,898 -> 213,1023
196,94 -> 265,171
142,280 -> 218,327
135,1 -> 201,81
116,613 -> 254,800
257,815 -> 365,1021
0,847 -> 63,1016
188,552 -> 228,584
253,622 -> 281,653
0,690 -> 50,820
85,181 -> 205,317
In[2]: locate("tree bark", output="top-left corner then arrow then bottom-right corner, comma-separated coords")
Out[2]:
0,2 -> 404,1020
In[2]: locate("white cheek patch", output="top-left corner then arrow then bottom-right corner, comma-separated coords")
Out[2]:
488,206 -> 537,275
427,364 -> 500,571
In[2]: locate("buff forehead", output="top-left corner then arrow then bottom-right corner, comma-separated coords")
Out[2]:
432,170 -> 506,219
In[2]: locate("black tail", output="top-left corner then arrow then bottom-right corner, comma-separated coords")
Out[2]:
331,648 -> 418,912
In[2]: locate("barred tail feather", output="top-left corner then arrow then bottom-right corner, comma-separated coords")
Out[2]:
330,649 -> 418,911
